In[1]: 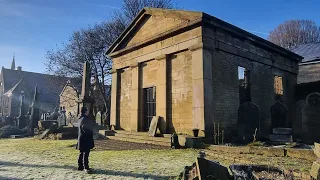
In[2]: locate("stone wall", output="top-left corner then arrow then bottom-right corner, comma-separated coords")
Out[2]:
118,68 -> 132,130
167,51 -> 193,134
59,85 -> 79,118
203,26 -> 298,139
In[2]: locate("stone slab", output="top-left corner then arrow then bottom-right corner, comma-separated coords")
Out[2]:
99,130 -> 115,136
315,143 -> 320,158
310,160 -> 320,179
272,128 -> 292,135
269,134 -> 293,142
196,158 -> 231,180
185,137 -> 205,148
11,135 -> 23,139
148,116 -> 159,137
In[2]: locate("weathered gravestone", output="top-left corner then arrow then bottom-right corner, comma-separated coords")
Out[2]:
237,102 -> 259,143
196,157 -> 232,180
310,142 -> 320,179
95,111 -> 102,126
148,116 -> 159,137
302,92 -> 320,143
270,101 -> 287,128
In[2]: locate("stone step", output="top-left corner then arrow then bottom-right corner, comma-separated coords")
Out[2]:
114,130 -> 172,138
113,133 -> 171,143
106,135 -> 171,147
269,134 -> 293,142
272,128 -> 292,135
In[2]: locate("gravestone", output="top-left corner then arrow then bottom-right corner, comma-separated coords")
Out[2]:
270,101 -> 287,128
50,108 -> 60,120
302,92 -> 320,143
17,92 -> 26,129
148,116 -> 159,137
95,111 -> 102,126
237,102 -> 259,143
196,158 -> 232,180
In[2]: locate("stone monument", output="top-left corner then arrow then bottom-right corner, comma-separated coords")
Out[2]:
29,85 -> 40,135
17,90 -> 26,129
302,92 -> 320,143
77,61 -> 95,121
270,100 -> 288,128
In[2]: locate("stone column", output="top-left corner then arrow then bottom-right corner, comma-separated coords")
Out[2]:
110,69 -> 118,128
130,62 -> 139,131
189,44 -> 213,137
156,54 -> 167,133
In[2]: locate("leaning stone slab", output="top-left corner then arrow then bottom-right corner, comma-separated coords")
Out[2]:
272,128 -> 292,135
314,143 -> 320,158
311,160 -> 320,179
269,134 -> 293,142
196,158 -> 232,180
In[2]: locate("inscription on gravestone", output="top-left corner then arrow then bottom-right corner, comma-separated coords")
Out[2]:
148,116 -> 159,137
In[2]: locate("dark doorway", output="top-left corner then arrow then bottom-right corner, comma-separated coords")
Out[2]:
143,87 -> 156,131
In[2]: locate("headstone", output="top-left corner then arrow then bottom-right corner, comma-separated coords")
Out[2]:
17,92 -> 26,128
95,111 -> 102,126
270,101 -> 287,128
148,116 -> 159,137
29,85 -> 40,135
237,102 -> 260,143
310,143 -> 320,179
302,92 -> 320,143
50,108 -> 60,120
196,158 -> 232,180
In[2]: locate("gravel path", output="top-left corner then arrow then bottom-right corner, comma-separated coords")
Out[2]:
0,139 -> 198,180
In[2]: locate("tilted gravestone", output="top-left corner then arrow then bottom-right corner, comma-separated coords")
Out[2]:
148,116 -> 159,137
237,102 -> 259,143
270,101 -> 287,128
95,111 -> 102,126
302,92 -> 320,143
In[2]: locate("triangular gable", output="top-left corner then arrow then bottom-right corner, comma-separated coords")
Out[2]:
106,7 -> 203,57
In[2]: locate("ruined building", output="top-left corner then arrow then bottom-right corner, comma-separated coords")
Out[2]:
107,8 -> 303,140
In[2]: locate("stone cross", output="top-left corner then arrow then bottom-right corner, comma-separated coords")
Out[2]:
18,91 -> 26,128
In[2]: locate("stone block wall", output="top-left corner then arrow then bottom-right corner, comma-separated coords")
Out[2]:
118,68 -> 132,130
167,51 -> 193,134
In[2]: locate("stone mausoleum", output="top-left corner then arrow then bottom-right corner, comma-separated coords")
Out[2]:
107,8 -> 303,140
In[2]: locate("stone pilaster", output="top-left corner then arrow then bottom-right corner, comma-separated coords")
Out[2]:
130,62 -> 140,131
110,69 -> 118,128
189,43 -> 213,137
156,54 -> 167,133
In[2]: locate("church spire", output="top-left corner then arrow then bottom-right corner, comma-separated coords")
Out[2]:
11,54 -> 16,70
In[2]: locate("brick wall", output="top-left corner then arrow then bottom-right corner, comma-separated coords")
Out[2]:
167,50 -> 193,134
203,26 -> 298,140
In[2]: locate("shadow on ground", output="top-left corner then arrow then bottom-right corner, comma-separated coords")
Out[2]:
0,161 -> 173,180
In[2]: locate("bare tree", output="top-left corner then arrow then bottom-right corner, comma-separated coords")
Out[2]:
268,20 -> 320,49
46,0 -> 174,112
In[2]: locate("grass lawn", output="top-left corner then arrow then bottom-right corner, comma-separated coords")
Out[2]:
0,138 -> 199,180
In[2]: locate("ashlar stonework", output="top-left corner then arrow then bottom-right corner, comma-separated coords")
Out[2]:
107,8 -> 302,140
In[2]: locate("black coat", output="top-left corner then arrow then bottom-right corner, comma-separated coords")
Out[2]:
77,115 -> 94,151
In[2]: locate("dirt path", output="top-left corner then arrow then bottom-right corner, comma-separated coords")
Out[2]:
0,139 -> 198,180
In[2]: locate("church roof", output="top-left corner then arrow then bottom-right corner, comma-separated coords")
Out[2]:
291,43 -> 320,63
1,68 -> 69,103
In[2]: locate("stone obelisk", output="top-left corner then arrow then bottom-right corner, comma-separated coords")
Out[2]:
78,61 -> 95,120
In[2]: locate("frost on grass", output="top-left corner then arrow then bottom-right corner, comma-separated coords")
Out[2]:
0,138 -> 198,180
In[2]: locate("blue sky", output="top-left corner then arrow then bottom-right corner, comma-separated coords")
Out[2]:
0,0 -> 319,73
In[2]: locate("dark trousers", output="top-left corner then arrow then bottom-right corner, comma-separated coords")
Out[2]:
78,150 -> 90,169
